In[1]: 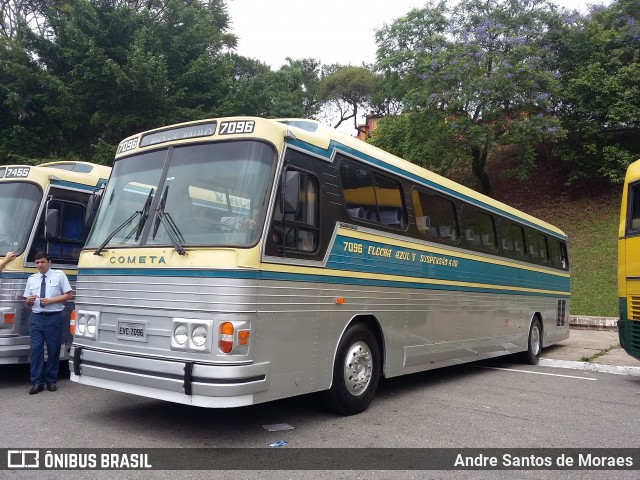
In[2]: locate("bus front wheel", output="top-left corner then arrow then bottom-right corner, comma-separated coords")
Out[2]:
323,323 -> 381,415
522,318 -> 542,365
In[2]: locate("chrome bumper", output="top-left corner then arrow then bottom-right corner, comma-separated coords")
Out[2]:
69,345 -> 271,408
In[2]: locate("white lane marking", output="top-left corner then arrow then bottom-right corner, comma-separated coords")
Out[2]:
478,365 -> 597,380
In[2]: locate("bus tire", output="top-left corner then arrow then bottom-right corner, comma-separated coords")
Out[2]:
522,318 -> 542,365
323,323 -> 381,415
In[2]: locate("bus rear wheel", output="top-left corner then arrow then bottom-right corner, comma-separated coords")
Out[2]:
522,318 -> 542,365
323,323 -> 380,415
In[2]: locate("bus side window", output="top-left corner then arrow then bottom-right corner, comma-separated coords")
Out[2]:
339,160 -> 405,229
525,229 -> 550,264
461,206 -> 496,251
498,221 -> 526,259
271,169 -> 319,253
550,238 -> 569,270
630,183 -> 640,232
411,189 -> 458,242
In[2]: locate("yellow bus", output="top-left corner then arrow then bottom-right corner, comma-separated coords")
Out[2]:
618,158 -> 640,361
70,117 -> 570,414
0,161 -> 111,364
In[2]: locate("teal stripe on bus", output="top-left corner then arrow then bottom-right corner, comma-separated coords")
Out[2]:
49,179 -> 103,191
77,268 -> 569,298
327,235 -> 570,293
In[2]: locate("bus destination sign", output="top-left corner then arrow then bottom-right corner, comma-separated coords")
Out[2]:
140,122 -> 217,147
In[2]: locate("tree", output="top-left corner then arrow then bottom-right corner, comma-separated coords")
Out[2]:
552,0 -> 640,184
375,0 -> 567,194
318,65 -> 376,132
0,0 -> 237,165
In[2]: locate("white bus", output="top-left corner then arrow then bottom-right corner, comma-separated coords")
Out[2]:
0,161 -> 111,364
70,118 -> 570,414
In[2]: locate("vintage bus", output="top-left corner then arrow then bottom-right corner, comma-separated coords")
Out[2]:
0,161 -> 111,364
618,158 -> 640,361
70,118 -> 570,414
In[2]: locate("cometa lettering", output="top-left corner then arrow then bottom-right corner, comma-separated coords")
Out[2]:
110,256 -> 166,265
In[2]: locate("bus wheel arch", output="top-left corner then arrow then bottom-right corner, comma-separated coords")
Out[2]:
323,315 -> 383,415
522,313 -> 543,365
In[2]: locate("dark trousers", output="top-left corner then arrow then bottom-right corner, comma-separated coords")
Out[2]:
29,312 -> 63,385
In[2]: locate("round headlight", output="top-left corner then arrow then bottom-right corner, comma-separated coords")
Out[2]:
77,316 -> 87,335
87,317 -> 96,336
191,326 -> 207,347
174,324 -> 188,345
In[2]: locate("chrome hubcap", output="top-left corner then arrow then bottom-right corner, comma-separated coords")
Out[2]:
531,325 -> 541,355
343,341 -> 373,396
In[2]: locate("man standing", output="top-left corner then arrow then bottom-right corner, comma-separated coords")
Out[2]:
23,252 -> 72,394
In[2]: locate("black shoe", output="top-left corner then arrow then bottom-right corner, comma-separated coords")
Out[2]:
46,383 -> 57,392
29,384 -> 44,395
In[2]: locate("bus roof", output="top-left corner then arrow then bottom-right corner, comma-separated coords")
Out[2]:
117,116 -> 565,238
625,158 -> 640,182
0,161 -> 111,188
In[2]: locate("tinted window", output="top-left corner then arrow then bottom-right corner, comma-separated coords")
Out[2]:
339,161 -> 404,228
462,206 -> 496,251
272,169 -> 319,253
549,237 -> 569,270
498,221 -> 526,258
630,182 -> 640,234
525,229 -> 549,263
412,189 -> 458,242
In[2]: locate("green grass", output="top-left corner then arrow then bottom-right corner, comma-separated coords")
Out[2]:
528,191 -> 620,317
580,344 -> 618,363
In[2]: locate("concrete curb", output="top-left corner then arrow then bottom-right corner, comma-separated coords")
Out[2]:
569,315 -> 618,331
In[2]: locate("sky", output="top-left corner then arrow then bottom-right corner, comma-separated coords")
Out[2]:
226,0 -> 610,70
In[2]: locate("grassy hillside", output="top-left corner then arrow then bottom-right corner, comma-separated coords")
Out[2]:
490,163 -> 621,318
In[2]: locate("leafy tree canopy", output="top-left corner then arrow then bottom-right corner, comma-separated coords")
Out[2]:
374,0 -> 569,194
553,0 -> 640,184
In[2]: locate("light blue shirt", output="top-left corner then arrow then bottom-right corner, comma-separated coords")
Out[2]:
23,269 -> 72,313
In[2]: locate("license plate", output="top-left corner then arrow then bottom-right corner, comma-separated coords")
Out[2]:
116,321 -> 147,342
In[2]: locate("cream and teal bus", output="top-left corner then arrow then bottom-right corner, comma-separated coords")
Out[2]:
618,158 -> 640,361
69,118 -> 570,414
0,161 -> 111,364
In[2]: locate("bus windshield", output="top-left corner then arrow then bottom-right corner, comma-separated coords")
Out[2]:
0,182 -> 42,256
86,141 -> 276,249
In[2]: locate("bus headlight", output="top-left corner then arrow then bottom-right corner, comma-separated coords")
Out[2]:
74,310 -> 100,340
191,326 -> 207,347
87,317 -> 96,336
174,324 -> 188,345
77,315 -> 87,335
171,319 -> 212,352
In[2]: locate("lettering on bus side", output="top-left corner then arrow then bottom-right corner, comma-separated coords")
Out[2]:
109,256 -> 167,265
338,238 -> 459,268
343,241 -> 363,254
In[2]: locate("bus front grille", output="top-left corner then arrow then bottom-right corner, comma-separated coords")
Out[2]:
630,296 -> 640,321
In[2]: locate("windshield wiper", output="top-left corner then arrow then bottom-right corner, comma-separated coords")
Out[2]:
93,188 -> 155,256
152,185 -> 186,255
135,187 -> 155,241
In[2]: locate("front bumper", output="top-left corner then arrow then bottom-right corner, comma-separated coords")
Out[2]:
69,345 -> 271,408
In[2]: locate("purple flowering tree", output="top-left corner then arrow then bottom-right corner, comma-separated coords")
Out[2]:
375,0 -> 567,194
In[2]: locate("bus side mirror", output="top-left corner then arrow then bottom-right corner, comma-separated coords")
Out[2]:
45,209 -> 59,239
85,185 -> 105,231
283,171 -> 299,214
